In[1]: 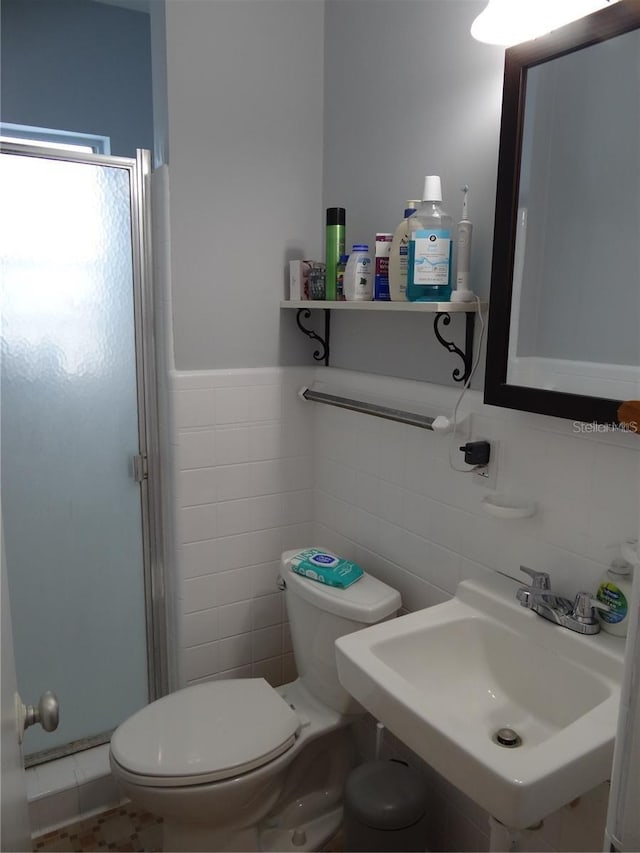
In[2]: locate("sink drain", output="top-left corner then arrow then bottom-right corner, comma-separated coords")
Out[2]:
492,727 -> 523,748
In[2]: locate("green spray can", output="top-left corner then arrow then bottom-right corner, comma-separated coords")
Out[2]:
325,208 -> 346,301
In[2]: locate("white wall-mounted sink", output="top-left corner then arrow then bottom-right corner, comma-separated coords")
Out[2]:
335,573 -> 625,829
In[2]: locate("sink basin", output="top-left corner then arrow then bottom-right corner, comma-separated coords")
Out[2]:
335,573 -> 624,828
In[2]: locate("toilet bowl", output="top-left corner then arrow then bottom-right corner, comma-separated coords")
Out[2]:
109,549 -> 401,852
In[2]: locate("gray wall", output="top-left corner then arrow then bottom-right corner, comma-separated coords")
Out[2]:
322,0 -> 505,386
0,0 -> 153,159
165,0 -> 325,370
164,0 -> 507,379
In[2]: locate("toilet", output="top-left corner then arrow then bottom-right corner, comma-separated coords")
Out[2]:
109,549 -> 401,852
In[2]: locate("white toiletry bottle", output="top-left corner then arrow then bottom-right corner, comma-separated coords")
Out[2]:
407,176 -> 453,302
596,554 -> 635,637
344,244 -> 372,301
388,200 -> 420,301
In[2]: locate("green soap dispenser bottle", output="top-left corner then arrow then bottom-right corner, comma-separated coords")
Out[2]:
596,552 -> 635,636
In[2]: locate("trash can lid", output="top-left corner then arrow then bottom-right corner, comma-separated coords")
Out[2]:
345,761 -> 428,830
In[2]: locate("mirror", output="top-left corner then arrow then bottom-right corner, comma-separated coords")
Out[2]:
485,0 -> 640,425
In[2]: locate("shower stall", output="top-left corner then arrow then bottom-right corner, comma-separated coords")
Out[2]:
0,142 -> 166,765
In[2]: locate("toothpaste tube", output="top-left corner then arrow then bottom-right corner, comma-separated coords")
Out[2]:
290,548 -> 364,588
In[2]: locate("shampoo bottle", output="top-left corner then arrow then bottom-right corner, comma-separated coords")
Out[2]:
596,553 -> 635,636
407,176 -> 453,302
388,200 -> 420,301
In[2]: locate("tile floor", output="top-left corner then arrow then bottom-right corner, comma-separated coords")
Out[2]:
32,803 -> 344,853
32,804 -> 163,853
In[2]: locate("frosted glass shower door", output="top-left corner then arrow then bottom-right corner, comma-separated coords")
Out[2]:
0,150 -> 149,757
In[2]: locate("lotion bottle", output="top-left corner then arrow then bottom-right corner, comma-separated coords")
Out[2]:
344,244 -> 372,301
407,176 -> 453,302
596,552 -> 635,637
388,200 -> 420,301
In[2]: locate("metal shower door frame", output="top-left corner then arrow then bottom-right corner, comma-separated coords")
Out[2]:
0,141 -> 168,725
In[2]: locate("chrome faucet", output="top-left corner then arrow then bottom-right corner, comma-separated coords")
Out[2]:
516,567 -> 610,635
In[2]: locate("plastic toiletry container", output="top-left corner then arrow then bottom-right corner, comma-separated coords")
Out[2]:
388,200 -> 420,301
407,176 -> 453,302
336,254 -> 348,301
374,233 -> 393,301
344,244 -> 373,301
596,553 -> 635,636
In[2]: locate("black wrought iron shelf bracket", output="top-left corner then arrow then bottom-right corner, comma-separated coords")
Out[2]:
295,307 -> 331,366
433,311 -> 476,384
284,302 -> 480,381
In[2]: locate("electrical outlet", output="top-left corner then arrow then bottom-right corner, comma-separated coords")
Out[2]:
473,439 -> 499,489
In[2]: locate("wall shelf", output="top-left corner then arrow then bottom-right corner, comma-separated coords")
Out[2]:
280,300 -> 485,383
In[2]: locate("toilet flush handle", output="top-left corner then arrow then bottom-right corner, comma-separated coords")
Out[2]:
277,575 -> 287,591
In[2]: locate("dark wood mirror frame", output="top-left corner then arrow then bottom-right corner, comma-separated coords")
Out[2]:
484,0 -> 640,426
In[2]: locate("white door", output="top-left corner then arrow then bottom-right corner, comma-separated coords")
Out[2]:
1,518 -> 31,852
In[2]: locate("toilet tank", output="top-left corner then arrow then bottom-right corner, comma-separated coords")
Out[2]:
281,549 -> 401,715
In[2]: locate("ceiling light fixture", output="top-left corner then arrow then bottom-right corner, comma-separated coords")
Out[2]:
470,0 -> 613,46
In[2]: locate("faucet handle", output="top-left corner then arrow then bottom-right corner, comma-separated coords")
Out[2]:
572,591 -> 612,620
519,566 -> 551,590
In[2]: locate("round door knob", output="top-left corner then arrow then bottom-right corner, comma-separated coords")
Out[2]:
25,690 -> 60,733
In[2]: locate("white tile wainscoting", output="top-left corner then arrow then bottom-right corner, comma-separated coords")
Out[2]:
170,367 -> 315,687
312,366 -> 639,609
168,361 -> 638,692
26,745 -> 124,836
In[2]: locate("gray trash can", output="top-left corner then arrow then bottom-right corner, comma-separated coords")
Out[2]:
344,760 -> 429,852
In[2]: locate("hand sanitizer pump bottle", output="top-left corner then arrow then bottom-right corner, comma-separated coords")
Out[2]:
407,176 -> 453,302
596,551 -> 635,637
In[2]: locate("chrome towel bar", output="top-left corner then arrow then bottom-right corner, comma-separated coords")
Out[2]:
299,386 -> 437,431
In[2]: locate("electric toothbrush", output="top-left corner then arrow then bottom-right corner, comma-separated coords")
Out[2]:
451,184 -> 476,303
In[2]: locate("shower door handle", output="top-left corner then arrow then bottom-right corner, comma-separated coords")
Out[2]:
16,689 -> 59,743
132,454 -> 148,483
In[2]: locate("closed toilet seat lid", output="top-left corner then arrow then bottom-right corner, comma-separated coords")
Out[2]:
110,679 -> 300,787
